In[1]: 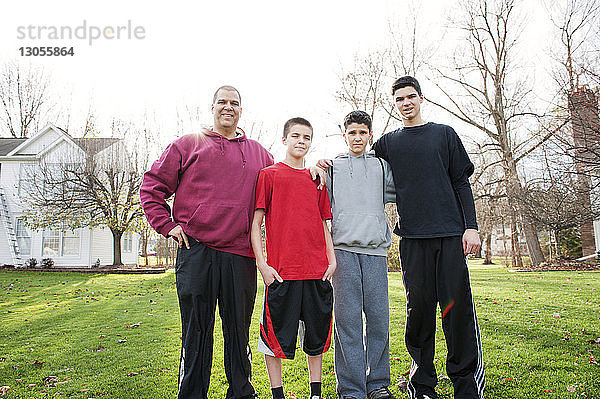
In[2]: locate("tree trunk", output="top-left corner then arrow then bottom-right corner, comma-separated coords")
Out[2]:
504,157 -> 545,267
141,230 -> 148,266
510,211 -> 522,268
521,218 -> 544,266
502,219 -> 509,267
483,233 -> 493,265
111,229 -> 124,266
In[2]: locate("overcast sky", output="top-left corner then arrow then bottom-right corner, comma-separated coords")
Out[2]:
1,0 -> 553,162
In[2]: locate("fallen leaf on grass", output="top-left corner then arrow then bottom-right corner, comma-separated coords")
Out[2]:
567,385 -> 576,392
589,351 -> 598,365
43,376 -> 59,387
27,383 -> 36,387
117,339 -> 127,343
127,372 -> 139,376
588,338 -> 600,345
126,322 -> 142,328
0,386 -> 10,396
32,359 -> 44,365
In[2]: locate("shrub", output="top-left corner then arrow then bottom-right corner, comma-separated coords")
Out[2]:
41,258 -> 54,268
24,258 -> 38,268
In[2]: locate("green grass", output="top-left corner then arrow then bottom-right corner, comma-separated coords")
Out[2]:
1,264 -> 599,398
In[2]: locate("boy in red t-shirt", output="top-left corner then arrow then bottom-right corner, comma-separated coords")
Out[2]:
250,117 -> 336,399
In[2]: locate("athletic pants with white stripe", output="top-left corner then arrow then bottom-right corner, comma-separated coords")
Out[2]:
400,236 -> 485,399
175,239 -> 257,399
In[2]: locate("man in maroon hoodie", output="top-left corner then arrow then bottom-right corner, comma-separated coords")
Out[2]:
140,86 -> 274,399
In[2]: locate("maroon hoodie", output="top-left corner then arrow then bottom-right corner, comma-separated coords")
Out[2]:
140,130 -> 274,257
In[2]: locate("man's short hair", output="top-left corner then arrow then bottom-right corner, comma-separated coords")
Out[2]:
213,85 -> 241,104
391,76 -> 422,96
343,110 -> 372,131
283,117 -> 313,138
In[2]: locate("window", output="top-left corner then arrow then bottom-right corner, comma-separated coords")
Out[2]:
42,230 -> 60,256
18,163 -> 38,197
42,228 -> 81,256
122,232 -> 133,253
62,229 -> 80,255
15,218 -> 31,256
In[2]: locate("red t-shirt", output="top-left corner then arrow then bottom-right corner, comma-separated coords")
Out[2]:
255,162 -> 332,280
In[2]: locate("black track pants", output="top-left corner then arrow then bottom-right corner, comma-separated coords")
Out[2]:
175,239 -> 257,399
400,236 -> 485,399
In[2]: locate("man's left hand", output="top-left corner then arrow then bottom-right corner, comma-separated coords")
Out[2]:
308,166 -> 326,190
462,229 -> 481,255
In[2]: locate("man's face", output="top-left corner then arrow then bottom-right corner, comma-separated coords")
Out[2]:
212,89 -> 241,131
344,123 -> 372,156
394,86 -> 423,121
283,124 -> 312,159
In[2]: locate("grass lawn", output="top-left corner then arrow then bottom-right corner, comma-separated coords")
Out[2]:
1,263 -> 599,398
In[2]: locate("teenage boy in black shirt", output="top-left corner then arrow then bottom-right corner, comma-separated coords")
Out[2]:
372,76 -> 484,399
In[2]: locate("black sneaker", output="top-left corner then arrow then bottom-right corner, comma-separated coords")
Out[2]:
367,387 -> 395,399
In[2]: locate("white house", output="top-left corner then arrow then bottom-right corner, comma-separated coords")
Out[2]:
0,124 -> 140,267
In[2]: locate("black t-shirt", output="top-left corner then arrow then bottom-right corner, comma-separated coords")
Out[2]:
373,122 -> 478,238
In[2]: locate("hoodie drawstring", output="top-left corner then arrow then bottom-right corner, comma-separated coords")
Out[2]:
347,153 -> 369,179
238,141 -> 247,168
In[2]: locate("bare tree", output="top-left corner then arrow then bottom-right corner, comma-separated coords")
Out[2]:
0,62 -> 53,138
336,49 -> 399,138
543,0 -> 600,256
335,6 -> 436,138
426,0 -> 549,266
21,124 -> 146,265
471,145 -> 507,264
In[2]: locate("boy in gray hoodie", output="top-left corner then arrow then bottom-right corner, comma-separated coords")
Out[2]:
325,111 -> 396,399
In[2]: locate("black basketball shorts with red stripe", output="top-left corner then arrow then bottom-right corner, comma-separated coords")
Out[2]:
257,279 -> 333,359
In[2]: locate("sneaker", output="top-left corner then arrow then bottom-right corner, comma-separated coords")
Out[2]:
367,387 -> 395,399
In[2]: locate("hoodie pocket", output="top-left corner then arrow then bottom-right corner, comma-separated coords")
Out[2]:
186,203 -> 249,248
332,213 -> 386,249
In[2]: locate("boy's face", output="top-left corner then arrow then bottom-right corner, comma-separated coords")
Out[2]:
283,124 -> 312,159
394,86 -> 423,121
344,123 -> 372,156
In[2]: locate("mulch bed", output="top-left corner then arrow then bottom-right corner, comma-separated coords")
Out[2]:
0,265 -> 166,274
511,260 -> 600,272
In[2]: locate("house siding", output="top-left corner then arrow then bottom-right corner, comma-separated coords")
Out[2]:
0,125 -> 141,268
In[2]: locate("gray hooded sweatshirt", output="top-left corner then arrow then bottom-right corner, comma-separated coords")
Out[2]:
326,152 -> 396,256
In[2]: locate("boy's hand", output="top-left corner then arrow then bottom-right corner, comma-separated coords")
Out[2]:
258,263 -> 283,286
316,159 -> 332,169
168,225 -> 190,249
322,263 -> 336,280
308,166 -> 326,190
